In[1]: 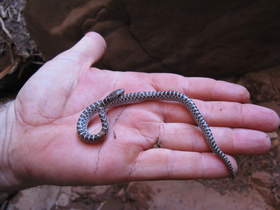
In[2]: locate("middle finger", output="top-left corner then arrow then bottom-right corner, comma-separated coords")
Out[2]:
154,100 -> 279,132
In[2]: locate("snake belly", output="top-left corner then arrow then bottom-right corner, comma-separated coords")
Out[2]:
76,89 -> 235,178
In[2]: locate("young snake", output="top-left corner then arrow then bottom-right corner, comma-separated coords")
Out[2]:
76,89 -> 235,178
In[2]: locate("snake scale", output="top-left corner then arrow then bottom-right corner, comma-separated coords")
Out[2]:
76,89 -> 235,178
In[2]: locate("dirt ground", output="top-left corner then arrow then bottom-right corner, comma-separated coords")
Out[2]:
0,0 -> 279,209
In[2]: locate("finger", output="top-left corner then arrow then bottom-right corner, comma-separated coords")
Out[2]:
158,100 -> 280,132
23,32 -> 106,91
149,73 -> 250,102
157,123 -> 271,154
129,149 -> 237,179
53,32 -> 106,68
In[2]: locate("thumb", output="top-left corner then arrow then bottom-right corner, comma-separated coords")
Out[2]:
53,32 -> 107,68
16,32 -> 106,122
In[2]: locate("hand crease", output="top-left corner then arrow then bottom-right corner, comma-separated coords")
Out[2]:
93,146 -> 102,177
128,151 -> 142,179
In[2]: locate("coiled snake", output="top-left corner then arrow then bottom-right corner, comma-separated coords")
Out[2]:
76,89 -> 235,178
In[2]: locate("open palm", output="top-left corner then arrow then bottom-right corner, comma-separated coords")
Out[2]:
6,33 -> 279,189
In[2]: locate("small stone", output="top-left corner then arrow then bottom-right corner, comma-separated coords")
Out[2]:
56,193 -> 70,207
251,171 -> 272,187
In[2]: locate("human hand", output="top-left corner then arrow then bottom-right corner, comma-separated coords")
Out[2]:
0,32 -> 279,191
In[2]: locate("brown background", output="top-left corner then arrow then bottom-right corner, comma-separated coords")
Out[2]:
25,0 -> 280,77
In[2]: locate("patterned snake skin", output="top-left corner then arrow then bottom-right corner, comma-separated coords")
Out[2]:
77,89 -> 235,178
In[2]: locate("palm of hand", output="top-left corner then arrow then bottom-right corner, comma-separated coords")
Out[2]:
13,57 -> 167,186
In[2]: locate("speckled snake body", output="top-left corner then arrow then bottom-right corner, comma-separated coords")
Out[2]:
77,89 -> 235,178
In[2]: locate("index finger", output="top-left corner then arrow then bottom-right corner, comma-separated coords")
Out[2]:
149,73 -> 250,102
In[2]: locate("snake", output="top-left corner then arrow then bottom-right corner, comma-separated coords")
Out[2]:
76,89 -> 235,178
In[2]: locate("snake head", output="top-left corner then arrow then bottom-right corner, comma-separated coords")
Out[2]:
102,89 -> 125,105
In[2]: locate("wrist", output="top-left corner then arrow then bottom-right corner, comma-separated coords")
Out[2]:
0,101 -> 22,192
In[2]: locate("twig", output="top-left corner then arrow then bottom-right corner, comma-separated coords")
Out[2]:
0,17 -> 12,39
0,6 -> 8,18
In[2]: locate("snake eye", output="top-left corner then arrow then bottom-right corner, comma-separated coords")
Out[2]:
114,89 -> 125,97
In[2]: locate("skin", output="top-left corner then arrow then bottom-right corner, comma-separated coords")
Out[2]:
0,32 -> 279,191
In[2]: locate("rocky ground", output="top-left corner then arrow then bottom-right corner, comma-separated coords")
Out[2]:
0,0 -> 279,209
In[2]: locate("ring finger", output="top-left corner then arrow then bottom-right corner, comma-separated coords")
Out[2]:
136,122 -> 271,154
